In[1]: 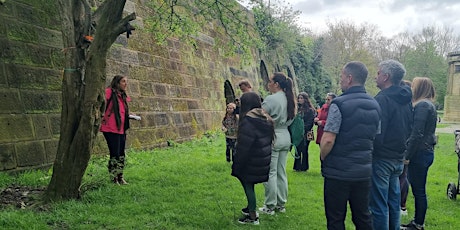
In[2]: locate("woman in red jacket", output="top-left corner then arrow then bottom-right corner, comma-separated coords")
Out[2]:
314,93 -> 336,146
100,75 -> 132,185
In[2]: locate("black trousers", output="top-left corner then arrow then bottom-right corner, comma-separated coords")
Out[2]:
103,132 -> 126,175
324,178 -> 372,230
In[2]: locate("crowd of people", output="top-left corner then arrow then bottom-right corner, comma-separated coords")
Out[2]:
101,58 -> 437,229
227,60 -> 437,230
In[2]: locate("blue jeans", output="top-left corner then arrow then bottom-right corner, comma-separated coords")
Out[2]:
370,159 -> 403,230
408,149 -> 434,226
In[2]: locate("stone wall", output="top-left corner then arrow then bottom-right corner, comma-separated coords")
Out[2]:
0,1 -> 283,172
444,51 -> 460,122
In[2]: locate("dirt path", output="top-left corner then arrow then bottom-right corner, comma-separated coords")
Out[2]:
436,123 -> 460,134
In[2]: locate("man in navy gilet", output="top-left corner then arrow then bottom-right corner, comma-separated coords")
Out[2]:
320,61 -> 381,230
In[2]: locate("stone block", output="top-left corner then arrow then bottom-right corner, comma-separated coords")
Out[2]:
154,84 -> 167,96
7,20 -> 38,42
6,64 -> 47,89
172,113 -> 183,126
187,100 -> 199,110
172,100 -> 188,111
44,139 -> 58,163
0,89 -> 23,112
154,113 -> 169,126
0,144 -> 17,170
21,90 -> 61,113
0,63 -> 7,86
0,114 -> 34,143
139,81 -> 154,96
48,114 -> 61,136
37,28 -> 63,48
15,141 -> 46,167
0,16 -> 8,39
32,115 -> 51,139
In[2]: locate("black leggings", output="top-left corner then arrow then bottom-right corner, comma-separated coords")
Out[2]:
103,132 -> 126,175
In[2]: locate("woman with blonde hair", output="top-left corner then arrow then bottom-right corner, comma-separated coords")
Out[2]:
401,77 -> 437,230
258,72 -> 296,215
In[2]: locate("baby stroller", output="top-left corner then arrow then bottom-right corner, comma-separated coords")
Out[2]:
447,130 -> 460,200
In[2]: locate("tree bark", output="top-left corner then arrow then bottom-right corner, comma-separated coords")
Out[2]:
45,0 -> 135,201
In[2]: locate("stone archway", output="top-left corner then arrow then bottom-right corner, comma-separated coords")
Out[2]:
224,80 -> 236,105
260,60 -> 269,91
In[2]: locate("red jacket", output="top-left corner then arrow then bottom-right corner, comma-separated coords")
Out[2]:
100,88 -> 131,134
315,103 -> 330,145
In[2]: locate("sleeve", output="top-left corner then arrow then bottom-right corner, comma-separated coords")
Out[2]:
405,102 -> 430,160
324,104 -> 342,134
234,119 -> 256,168
373,95 -> 389,149
304,108 -> 315,131
262,95 -> 275,117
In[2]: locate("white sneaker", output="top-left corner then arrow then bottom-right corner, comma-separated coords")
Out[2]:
400,208 -> 408,216
275,205 -> 286,213
258,206 -> 275,215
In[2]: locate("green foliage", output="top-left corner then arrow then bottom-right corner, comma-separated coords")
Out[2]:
1,129 -> 460,229
144,0 -> 260,64
249,0 -> 327,103
403,41 -> 448,108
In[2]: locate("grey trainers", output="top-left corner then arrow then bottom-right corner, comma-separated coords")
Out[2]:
258,205 -> 275,215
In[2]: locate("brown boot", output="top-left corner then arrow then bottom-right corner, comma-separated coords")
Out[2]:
117,173 -> 128,185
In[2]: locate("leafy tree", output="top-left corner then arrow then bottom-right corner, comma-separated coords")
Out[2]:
46,0 -> 258,201
403,41 -> 447,108
321,20 -> 380,95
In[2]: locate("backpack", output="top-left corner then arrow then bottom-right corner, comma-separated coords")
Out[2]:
288,113 -> 305,158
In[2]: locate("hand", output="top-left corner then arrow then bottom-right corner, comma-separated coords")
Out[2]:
129,114 -> 141,120
222,127 -> 227,132
317,121 -> 322,126
314,117 -> 319,122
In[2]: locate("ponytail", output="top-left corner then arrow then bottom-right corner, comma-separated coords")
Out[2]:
272,72 -> 296,120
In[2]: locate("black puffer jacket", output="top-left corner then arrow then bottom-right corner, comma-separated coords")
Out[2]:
231,108 -> 274,184
404,99 -> 437,160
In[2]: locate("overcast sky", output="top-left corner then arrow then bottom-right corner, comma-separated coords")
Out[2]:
285,0 -> 460,37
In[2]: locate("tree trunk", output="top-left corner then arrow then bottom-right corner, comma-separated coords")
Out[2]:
45,0 -> 134,201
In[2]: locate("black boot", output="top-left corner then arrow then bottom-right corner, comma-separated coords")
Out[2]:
117,173 -> 128,185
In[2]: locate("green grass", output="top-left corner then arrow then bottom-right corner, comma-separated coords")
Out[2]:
1,131 -> 460,229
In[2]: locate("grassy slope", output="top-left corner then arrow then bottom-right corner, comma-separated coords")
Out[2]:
1,131 -> 459,229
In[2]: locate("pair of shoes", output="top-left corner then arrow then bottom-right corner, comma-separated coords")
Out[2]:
238,215 -> 259,225
401,220 -> 424,230
400,208 -> 408,216
258,206 -> 275,215
275,205 -> 286,213
241,207 -> 259,217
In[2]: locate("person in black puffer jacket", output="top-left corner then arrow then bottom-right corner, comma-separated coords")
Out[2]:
232,92 -> 274,225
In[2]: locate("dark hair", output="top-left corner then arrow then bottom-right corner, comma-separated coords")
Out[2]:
272,72 -> 296,120
239,92 -> 261,117
378,59 -> 406,85
298,92 -> 314,110
343,61 -> 368,85
238,80 -> 252,88
110,75 -> 126,91
326,92 -> 336,99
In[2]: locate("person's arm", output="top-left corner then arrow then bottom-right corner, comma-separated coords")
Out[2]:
320,131 -> 336,160
320,103 -> 341,160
